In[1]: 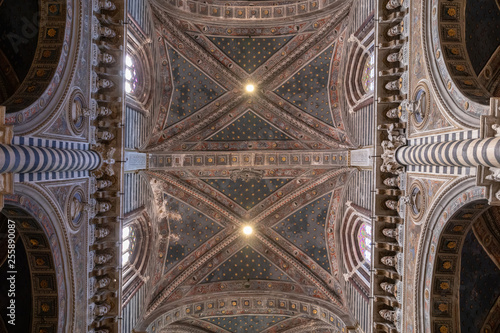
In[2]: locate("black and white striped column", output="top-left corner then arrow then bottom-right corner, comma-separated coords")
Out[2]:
395,138 -> 500,168
0,144 -> 101,174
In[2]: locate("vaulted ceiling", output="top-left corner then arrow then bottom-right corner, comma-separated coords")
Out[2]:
138,0 -> 362,331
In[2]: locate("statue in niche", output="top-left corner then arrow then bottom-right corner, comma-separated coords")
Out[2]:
94,253 -> 113,265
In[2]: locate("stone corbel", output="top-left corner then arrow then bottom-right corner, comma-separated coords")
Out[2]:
477,98 -> 500,205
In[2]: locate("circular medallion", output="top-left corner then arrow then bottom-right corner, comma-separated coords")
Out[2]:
409,180 -> 426,222
67,188 -> 86,230
68,91 -> 87,135
411,83 -> 430,129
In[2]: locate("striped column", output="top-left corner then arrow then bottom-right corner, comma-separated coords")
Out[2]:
395,137 -> 500,168
0,144 -> 101,174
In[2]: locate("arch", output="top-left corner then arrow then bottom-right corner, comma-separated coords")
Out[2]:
343,17 -> 375,113
122,210 -> 153,306
423,0 -> 493,127
3,0 -> 85,135
137,292 -> 354,332
340,202 -> 371,298
2,183 -> 74,332
415,177 -> 491,333
149,0 -> 349,23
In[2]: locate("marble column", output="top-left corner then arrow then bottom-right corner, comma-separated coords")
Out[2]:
0,144 -> 101,174
395,137 -> 500,168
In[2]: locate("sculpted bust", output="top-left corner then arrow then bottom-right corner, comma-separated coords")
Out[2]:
382,228 -> 399,239
99,26 -> 116,38
383,176 -> 399,187
95,276 -> 111,289
95,253 -> 113,265
380,282 -> 397,295
95,227 -> 110,239
385,200 -> 398,211
94,302 -> 111,316
379,309 -> 397,322
386,0 -> 402,10
99,0 -> 116,10
97,180 -> 112,189
381,255 -> 397,267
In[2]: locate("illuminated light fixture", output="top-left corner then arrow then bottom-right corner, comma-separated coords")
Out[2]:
245,84 -> 255,93
243,225 -> 253,235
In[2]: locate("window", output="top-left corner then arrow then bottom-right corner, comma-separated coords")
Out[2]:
125,54 -> 138,94
357,223 -> 372,263
122,226 -> 136,265
361,53 -> 375,93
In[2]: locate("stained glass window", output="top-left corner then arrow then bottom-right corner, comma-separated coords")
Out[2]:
122,226 -> 136,265
357,223 -> 372,263
125,54 -> 138,94
361,53 -> 375,93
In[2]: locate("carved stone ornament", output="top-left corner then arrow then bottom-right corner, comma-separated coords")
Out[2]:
380,139 -> 405,175
230,168 -> 264,182
486,167 -> 500,181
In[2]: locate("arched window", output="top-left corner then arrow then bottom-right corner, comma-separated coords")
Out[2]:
357,223 -> 372,263
361,53 -> 375,93
125,54 -> 138,94
122,226 -> 136,265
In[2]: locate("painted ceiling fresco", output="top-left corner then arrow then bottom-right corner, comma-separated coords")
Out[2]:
203,315 -> 290,332
142,0 -> 355,330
